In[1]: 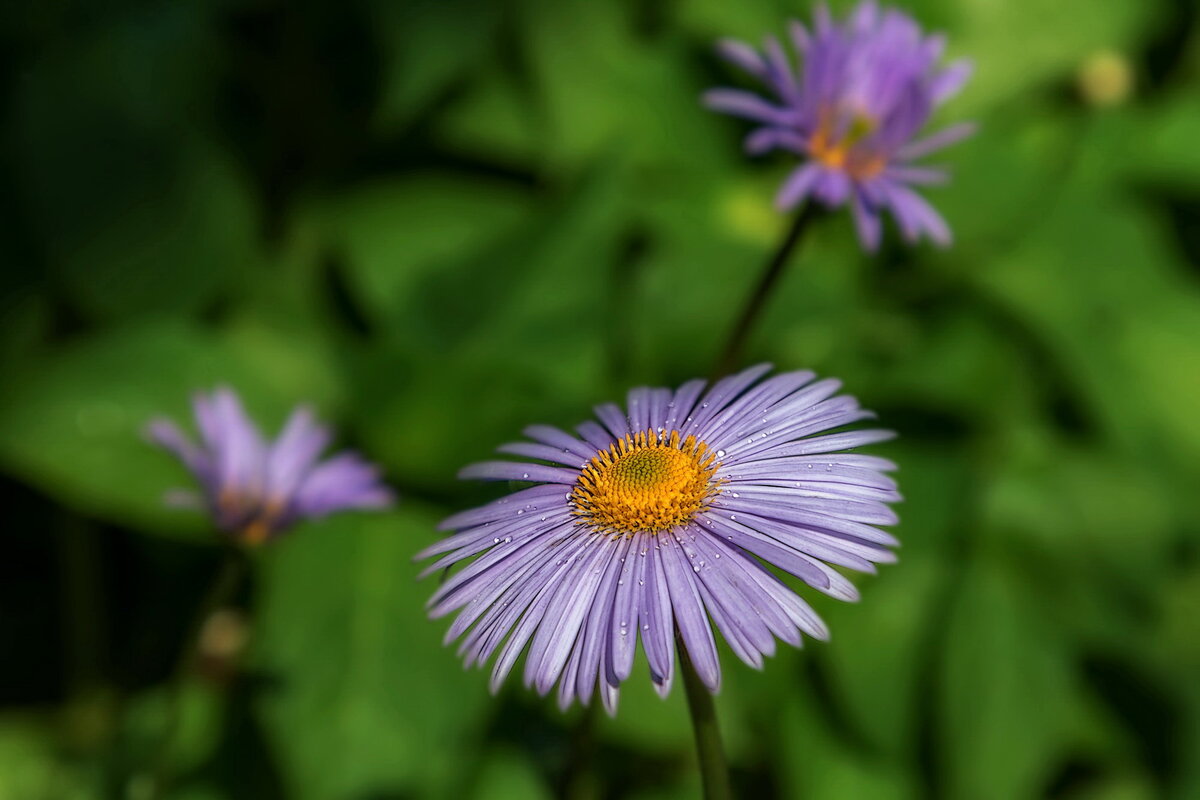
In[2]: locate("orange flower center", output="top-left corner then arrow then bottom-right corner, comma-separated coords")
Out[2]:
809,110 -> 887,180
571,429 -> 722,535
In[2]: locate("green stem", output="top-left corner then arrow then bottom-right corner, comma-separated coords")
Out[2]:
679,638 -> 733,800
712,203 -> 820,381
146,548 -> 247,798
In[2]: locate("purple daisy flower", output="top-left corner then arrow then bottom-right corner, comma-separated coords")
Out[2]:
418,365 -> 900,713
704,0 -> 974,250
148,387 -> 394,544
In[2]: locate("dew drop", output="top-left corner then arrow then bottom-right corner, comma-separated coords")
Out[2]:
806,464 -> 813,469
521,473 -> 529,479
731,492 -> 739,498
642,624 -> 650,631
516,509 -> 525,515
638,579 -> 645,586
493,538 -> 501,544
716,449 -> 726,458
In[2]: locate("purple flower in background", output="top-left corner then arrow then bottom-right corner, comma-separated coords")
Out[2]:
418,365 -> 899,713
148,387 -> 393,544
704,0 -> 974,250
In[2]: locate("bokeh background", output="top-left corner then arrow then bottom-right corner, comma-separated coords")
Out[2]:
2,0 -> 1199,798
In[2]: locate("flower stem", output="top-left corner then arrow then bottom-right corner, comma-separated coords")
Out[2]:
145,548 -> 247,798
712,203 -> 820,380
679,639 -> 733,800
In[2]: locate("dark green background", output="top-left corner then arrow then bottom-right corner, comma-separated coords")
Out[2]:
2,0 -> 1198,798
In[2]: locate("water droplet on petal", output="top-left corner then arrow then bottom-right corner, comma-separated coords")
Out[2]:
716,449 -> 726,458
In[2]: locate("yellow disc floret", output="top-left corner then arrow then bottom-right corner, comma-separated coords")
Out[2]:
571,429 -> 722,535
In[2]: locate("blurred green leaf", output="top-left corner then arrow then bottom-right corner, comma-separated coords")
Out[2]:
252,505 -> 491,800
949,0 -> 1149,113
824,556 -> 946,757
309,173 -> 536,333
467,747 -> 554,800
939,556 -> 1074,800
371,0 -> 504,133
10,7 -> 257,321
974,179 -> 1200,481
0,718 -> 96,800
778,685 -> 918,800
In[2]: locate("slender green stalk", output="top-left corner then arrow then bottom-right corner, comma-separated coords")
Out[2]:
712,204 -> 820,380
146,548 -> 247,798
679,638 -> 733,800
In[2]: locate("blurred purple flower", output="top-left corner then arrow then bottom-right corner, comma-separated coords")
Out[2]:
418,365 -> 899,713
148,387 -> 393,544
704,0 -> 974,250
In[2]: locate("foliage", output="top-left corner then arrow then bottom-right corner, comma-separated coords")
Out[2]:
1,0 -> 1198,798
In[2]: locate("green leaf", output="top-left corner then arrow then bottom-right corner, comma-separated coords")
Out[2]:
10,8 -> 256,321
777,683 -> 918,800
939,557 -> 1074,800
823,555 -> 947,756
949,0 -> 1148,113
973,179 -> 1200,483
370,0 -> 504,133
467,748 -> 553,800
309,174 -> 536,334
0,718 -> 97,800
252,505 -> 491,800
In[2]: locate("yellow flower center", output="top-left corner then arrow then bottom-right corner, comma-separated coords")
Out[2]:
809,110 -> 886,179
571,429 -> 722,535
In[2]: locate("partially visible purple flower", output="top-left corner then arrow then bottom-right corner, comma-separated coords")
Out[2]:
148,387 -> 393,544
704,0 -> 974,250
